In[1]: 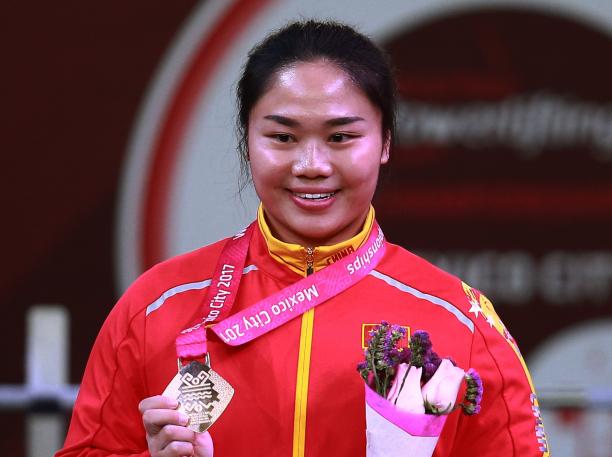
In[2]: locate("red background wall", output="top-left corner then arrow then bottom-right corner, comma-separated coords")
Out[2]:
1,2 -> 198,455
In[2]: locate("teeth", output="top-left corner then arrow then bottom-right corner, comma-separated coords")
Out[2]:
294,192 -> 335,200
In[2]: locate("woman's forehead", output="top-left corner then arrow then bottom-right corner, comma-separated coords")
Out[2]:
267,61 -> 350,94
253,61 -> 378,120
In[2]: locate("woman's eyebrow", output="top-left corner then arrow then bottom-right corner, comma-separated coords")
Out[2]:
264,114 -> 299,127
263,115 -> 365,127
325,116 -> 365,126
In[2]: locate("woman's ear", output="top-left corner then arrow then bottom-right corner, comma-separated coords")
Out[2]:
380,131 -> 391,164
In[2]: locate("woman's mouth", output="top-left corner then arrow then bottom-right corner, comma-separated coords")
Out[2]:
292,191 -> 336,201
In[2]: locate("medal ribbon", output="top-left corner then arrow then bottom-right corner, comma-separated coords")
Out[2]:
175,224 -> 254,360
176,221 -> 386,359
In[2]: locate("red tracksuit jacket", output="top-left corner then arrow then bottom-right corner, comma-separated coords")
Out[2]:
56,221 -> 549,456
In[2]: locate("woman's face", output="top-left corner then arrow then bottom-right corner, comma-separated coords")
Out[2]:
248,60 -> 389,247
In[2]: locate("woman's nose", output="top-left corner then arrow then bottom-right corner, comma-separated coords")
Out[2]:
291,141 -> 333,178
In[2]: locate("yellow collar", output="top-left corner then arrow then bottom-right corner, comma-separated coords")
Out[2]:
257,204 -> 374,277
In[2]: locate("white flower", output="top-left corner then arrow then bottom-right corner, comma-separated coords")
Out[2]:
387,364 -> 425,414
421,359 -> 465,412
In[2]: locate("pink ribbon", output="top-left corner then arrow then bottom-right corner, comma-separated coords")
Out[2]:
176,221 -> 386,358
175,224 -> 253,360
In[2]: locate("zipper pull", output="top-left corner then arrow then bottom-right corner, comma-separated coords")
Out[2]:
305,247 -> 314,276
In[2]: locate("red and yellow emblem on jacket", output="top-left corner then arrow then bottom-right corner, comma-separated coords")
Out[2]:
361,323 -> 410,349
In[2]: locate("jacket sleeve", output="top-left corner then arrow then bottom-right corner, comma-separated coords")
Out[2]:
446,293 -> 550,457
55,291 -> 151,457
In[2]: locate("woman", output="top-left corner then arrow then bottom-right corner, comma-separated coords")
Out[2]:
56,21 -> 548,457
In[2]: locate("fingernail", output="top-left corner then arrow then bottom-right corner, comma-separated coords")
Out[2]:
168,399 -> 179,408
179,413 -> 189,425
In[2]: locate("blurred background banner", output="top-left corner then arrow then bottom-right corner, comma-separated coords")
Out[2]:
2,0 -> 611,456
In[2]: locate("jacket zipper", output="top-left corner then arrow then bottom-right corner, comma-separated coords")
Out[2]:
293,246 -> 315,456
305,247 -> 314,276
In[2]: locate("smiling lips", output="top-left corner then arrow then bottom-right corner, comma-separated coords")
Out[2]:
292,191 -> 337,200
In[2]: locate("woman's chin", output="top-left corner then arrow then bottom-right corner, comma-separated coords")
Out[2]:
264,202 -> 368,246
290,221 -> 359,247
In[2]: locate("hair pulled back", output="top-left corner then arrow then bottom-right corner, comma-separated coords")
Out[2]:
236,20 -> 397,186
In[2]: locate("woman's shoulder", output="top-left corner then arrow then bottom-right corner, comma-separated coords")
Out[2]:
379,242 -> 512,341
380,242 -> 461,287
117,236 -> 233,313
147,237 -> 230,279
377,242 -> 479,319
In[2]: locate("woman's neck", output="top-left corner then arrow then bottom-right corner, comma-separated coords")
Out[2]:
257,204 -> 374,276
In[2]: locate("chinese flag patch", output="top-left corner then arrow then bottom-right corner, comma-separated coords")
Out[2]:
361,323 -> 410,349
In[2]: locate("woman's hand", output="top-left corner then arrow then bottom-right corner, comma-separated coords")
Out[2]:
139,395 -> 214,457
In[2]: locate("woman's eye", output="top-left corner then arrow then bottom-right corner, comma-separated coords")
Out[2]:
274,133 -> 292,143
329,133 -> 352,143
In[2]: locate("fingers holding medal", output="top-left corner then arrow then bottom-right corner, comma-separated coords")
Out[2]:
139,394 -> 214,457
141,357 -> 231,456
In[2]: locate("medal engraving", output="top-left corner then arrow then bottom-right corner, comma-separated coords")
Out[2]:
163,360 -> 234,432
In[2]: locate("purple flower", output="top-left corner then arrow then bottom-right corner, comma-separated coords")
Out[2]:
422,350 -> 442,383
398,347 -> 412,364
357,321 -> 416,396
409,330 -> 433,368
390,324 -> 406,338
461,368 -> 484,415
466,369 -> 483,400
412,330 -> 432,349
423,361 -> 437,380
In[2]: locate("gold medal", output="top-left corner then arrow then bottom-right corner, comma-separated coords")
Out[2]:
163,357 -> 234,433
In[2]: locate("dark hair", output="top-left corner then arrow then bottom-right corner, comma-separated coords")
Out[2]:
236,20 -> 397,187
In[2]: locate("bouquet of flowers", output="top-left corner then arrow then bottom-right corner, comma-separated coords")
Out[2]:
358,322 -> 483,457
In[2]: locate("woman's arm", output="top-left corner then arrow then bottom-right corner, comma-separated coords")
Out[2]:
55,294 -> 150,456
447,295 -> 549,457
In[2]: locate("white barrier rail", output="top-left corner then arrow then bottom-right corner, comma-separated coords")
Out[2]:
0,385 -> 78,410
